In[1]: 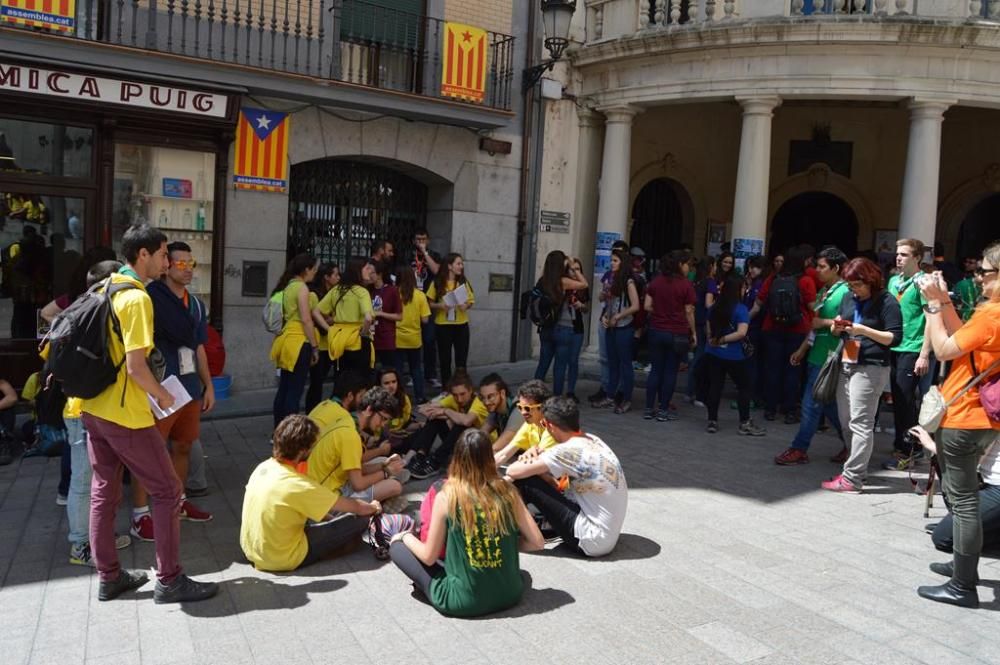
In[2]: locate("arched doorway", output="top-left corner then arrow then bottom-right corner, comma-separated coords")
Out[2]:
630,178 -> 689,271
288,159 -> 428,265
957,193 -> 1000,260
770,191 -> 859,257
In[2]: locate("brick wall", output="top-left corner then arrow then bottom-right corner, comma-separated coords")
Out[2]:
444,0 -> 513,35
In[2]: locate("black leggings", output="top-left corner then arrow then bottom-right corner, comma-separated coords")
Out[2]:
305,352 -> 333,414
337,338 -> 373,381
299,515 -> 369,568
389,540 -> 444,597
435,323 -> 469,386
410,419 -> 469,466
514,476 -> 582,553
705,354 -> 752,422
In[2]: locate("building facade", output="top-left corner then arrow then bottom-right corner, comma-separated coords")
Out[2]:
1,0 -> 534,389
536,0 -> 1000,346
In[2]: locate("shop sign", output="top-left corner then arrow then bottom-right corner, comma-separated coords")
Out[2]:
0,62 -> 228,118
539,210 -> 570,234
1,0 -> 74,33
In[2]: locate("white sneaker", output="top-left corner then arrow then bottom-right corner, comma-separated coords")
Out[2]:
56,494 -> 68,506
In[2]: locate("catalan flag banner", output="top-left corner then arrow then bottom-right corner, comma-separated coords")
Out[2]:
234,107 -> 290,193
440,22 -> 488,104
0,0 -> 76,33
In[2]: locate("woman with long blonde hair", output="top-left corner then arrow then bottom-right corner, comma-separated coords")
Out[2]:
388,429 -> 544,617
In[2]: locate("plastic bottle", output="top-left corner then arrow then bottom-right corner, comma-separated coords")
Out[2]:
196,205 -> 206,232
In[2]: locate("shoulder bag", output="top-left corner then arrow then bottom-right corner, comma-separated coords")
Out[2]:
919,355 -> 1000,433
812,339 -> 845,405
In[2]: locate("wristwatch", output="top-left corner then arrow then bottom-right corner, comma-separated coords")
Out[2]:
922,302 -> 953,314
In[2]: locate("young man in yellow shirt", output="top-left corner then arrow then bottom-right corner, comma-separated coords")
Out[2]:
494,380 -> 558,467
241,415 -> 381,572
406,371 -> 488,478
81,224 -> 217,604
307,369 -> 370,437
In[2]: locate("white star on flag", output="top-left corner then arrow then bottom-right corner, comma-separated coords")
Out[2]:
256,115 -> 272,130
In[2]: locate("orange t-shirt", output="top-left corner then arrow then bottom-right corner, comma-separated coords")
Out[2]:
941,303 -> 1000,431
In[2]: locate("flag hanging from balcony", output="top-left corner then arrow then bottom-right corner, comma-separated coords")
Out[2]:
234,107 -> 290,193
0,0 -> 76,33
441,22 -> 488,104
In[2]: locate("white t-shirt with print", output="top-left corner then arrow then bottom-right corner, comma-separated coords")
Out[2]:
540,433 -> 628,556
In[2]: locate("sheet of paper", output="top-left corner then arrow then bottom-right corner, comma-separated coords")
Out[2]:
148,374 -> 193,420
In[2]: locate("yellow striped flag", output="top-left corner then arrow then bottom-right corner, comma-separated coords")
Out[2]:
440,22 -> 488,104
0,0 -> 76,33
234,107 -> 290,193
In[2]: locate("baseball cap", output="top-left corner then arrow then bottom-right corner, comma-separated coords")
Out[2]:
630,246 -> 646,258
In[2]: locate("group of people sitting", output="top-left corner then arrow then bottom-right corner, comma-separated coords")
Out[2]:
239,368 -> 629,617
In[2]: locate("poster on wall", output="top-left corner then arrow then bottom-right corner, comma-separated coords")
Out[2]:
233,107 -> 290,193
706,221 -> 728,257
441,22 -> 488,104
594,231 -> 621,276
733,237 -> 765,273
874,229 -> 897,273
1,0 -> 75,33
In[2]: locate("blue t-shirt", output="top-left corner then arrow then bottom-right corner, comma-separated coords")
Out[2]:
706,303 -> 750,362
152,286 -> 208,400
695,278 -> 719,327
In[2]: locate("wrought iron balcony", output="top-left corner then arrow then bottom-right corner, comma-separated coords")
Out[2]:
1,0 -> 517,111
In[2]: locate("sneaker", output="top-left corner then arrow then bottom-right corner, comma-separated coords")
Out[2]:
764,411 -> 777,422
830,446 -> 849,464
783,412 -> 800,425
642,408 -> 655,420
656,410 -> 677,422
153,574 -> 219,604
184,486 -> 210,498
692,399 -> 706,409
98,569 -> 149,601
408,456 -> 435,480
881,450 -> 925,471
706,421 -> 719,434
180,500 -> 213,523
115,534 -> 132,550
593,397 -> 615,409
613,401 -> 632,415
738,420 -> 766,437
774,448 -> 810,465
69,542 -> 95,567
56,494 -> 68,506
821,474 -> 861,494
130,513 -> 154,542
587,389 -> 607,405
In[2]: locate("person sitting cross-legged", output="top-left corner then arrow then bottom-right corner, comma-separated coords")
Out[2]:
493,380 -> 557,467
307,369 -> 371,438
240,415 -> 381,572
405,370 -> 488,479
388,428 -> 544,617
507,396 -> 628,557
305,386 -> 406,503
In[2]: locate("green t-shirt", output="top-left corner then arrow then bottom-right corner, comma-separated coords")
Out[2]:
955,276 -> 981,322
887,273 -> 927,354
429,511 -> 523,617
807,281 -> 849,367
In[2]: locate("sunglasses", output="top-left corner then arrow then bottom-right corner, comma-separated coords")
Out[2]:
516,402 -> 542,413
172,259 -> 197,270
974,268 -> 999,277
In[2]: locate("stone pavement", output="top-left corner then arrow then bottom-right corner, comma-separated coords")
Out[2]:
1,360 -> 999,665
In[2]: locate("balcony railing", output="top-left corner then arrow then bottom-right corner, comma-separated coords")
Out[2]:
2,0 -> 517,111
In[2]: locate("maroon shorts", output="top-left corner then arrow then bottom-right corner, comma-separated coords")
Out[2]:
155,399 -> 202,446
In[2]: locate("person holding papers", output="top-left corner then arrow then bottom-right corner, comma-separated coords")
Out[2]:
427,253 -> 474,386
131,241 -> 216,542
82,225 -> 218,604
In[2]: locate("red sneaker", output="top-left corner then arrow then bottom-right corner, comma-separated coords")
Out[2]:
774,448 -> 810,466
180,500 -> 213,522
130,513 -> 155,542
821,474 -> 861,494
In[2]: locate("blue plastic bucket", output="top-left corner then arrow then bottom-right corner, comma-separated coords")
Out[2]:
211,374 -> 233,400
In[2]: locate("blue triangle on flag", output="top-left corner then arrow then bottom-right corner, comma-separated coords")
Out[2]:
243,107 -> 288,141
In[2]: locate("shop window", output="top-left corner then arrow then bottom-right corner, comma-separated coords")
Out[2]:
0,193 -> 86,339
0,118 -> 92,179
112,144 -> 215,300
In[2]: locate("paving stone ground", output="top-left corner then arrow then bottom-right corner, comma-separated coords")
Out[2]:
1,360 -> 998,665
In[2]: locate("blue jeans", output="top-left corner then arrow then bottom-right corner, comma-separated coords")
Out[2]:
66,417 -> 91,546
647,329 -> 687,411
762,330 -> 807,414
568,331 -> 584,395
549,325 -> 577,396
606,326 -> 635,402
273,343 -> 312,429
399,347 -> 426,402
535,328 -> 556,383
790,362 -> 843,451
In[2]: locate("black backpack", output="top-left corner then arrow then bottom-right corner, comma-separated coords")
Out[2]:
519,284 -> 557,329
46,278 -> 138,399
767,274 -> 803,327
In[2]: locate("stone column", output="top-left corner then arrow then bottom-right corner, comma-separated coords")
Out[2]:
573,108 -> 604,290
898,99 -> 954,250
588,105 -> 639,353
731,96 -> 780,257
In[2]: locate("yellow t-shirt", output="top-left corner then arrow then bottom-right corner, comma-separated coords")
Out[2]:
63,397 -> 83,420
309,291 -> 325,348
81,273 -> 156,429
509,421 -> 558,451
306,421 -> 364,491
240,458 -> 338,572
308,398 -> 354,437
438,395 -> 488,429
397,290 -> 431,349
427,280 -> 475,326
281,279 -> 307,325
317,285 -> 373,324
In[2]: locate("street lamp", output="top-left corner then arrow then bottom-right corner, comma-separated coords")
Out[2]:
523,0 -> 577,91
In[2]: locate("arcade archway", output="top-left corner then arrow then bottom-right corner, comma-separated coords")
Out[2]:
769,191 -> 859,257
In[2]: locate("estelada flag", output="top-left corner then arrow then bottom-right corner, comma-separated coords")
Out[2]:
441,22 -> 488,104
0,0 -> 76,33
234,107 -> 290,193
